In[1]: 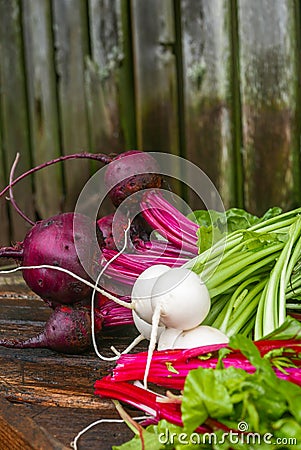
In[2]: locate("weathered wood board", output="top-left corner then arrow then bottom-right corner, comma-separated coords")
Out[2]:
22,0 -> 63,219
180,0 -> 239,210
52,0 -> 91,211
0,274 -> 145,449
0,0 -> 35,240
237,0 -> 301,214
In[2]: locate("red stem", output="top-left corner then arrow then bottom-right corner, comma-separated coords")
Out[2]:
7,153 -> 35,225
0,152 -> 113,199
0,246 -> 24,260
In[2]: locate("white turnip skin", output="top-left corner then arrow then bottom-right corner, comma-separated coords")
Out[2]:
150,268 -> 211,329
131,264 -> 170,324
156,327 -> 182,350
132,310 -> 165,340
0,305 -> 103,354
157,325 -> 229,350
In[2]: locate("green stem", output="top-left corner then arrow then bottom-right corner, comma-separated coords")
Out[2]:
262,219 -> 301,335
208,250 -> 282,297
219,276 -> 260,333
226,280 -> 266,336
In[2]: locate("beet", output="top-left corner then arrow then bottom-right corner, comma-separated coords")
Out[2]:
97,212 -> 151,251
104,150 -> 163,207
97,213 -> 118,250
0,212 -> 101,308
0,305 -> 102,354
1,151 -> 163,211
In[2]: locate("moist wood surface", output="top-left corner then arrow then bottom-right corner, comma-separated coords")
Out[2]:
0,273 -> 146,449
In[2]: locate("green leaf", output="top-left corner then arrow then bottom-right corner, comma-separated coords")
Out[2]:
112,428 -> 164,450
192,206 -> 282,253
263,316 -> 301,340
273,418 -> 301,449
228,335 -> 276,376
181,368 -> 233,434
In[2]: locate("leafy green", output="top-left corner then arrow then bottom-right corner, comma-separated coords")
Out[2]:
189,207 -> 282,253
182,335 -> 301,435
114,335 -> 301,450
263,315 -> 301,340
112,427 -> 164,450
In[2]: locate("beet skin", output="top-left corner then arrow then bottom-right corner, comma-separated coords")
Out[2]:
0,305 -> 103,354
22,212 -> 99,307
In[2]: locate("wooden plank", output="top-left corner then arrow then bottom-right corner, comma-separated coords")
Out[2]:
118,0 -> 137,148
52,0 -> 90,211
238,0 -> 301,214
0,397 -> 68,450
0,274 -> 144,449
0,0 -> 36,241
22,0 -> 63,219
131,0 -> 180,158
0,109 -> 11,248
86,0 -> 127,156
180,0 -> 238,210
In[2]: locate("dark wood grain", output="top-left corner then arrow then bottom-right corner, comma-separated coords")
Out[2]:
0,274 -> 145,449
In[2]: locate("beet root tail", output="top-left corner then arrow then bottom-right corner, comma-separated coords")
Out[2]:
0,334 -> 44,349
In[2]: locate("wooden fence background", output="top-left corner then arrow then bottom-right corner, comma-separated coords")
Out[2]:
0,0 -> 300,245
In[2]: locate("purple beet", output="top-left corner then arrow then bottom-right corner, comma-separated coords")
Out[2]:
0,305 -> 103,354
0,212 -> 100,308
97,212 -> 151,251
104,150 -> 163,207
0,150 -> 163,212
97,213 -> 118,250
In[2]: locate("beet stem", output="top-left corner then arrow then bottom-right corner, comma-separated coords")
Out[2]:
7,153 -> 35,225
0,152 -> 113,199
0,247 -> 23,260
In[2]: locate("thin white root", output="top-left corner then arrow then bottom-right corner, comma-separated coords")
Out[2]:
111,334 -> 146,358
0,265 -> 133,309
70,415 -> 150,450
143,302 -> 162,389
91,220 -> 132,361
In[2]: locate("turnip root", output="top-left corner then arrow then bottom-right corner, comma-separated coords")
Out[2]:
157,325 -> 229,350
0,305 -> 103,354
0,212 -> 100,308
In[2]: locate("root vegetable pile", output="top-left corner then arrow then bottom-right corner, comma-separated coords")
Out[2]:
1,150 -> 301,450
0,149 -> 301,363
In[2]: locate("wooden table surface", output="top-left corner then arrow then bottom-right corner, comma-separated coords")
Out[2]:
0,273 -> 146,450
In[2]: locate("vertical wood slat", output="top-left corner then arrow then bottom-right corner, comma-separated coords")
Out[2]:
131,0 -> 180,158
180,0 -> 237,210
238,0 -> 300,215
0,117 -> 10,247
86,0 -> 127,157
22,0 -> 63,219
52,0 -> 90,211
0,0 -> 35,242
